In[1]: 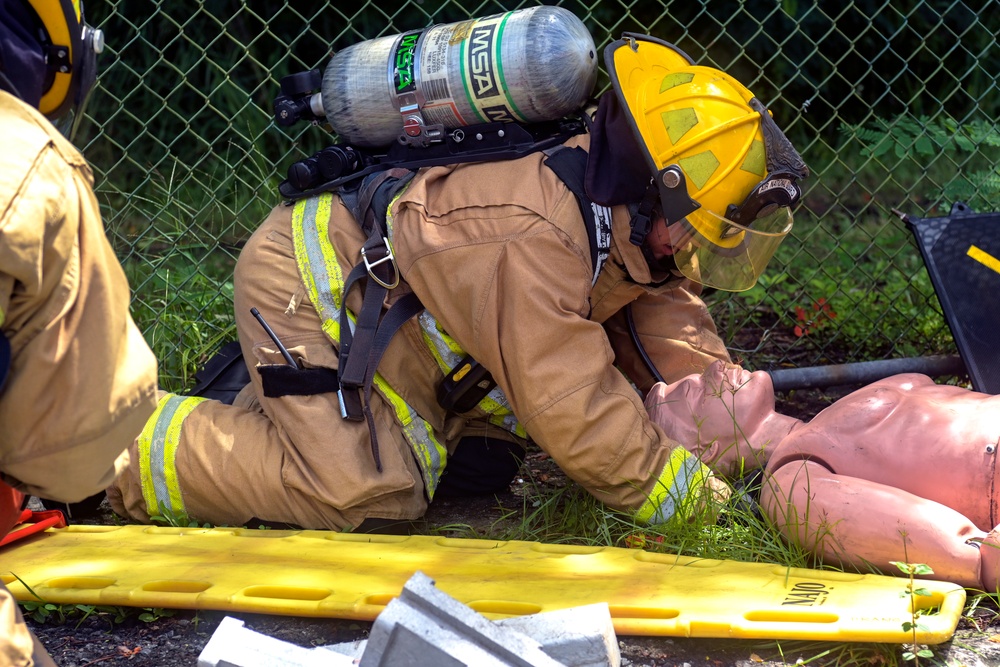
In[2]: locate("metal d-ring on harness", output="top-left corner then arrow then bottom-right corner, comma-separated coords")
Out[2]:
361,238 -> 400,289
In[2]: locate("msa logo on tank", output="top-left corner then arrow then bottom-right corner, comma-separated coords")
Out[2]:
465,20 -> 517,123
481,104 -> 515,123
468,24 -> 498,98
394,30 -> 422,93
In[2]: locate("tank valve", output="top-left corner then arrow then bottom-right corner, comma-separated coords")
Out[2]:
273,69 -> 325,126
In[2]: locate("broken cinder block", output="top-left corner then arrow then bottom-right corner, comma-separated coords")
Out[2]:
196,616 -> 355,667
358,571 -> 620,667
198,570 -> 620,667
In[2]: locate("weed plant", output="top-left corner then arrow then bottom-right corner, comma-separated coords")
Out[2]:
106,145 -> 279,391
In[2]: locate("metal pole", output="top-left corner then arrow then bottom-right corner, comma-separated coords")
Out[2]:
766,354 -> 968,393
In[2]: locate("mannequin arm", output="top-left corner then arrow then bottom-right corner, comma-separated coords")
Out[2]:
761,459 -> 986,588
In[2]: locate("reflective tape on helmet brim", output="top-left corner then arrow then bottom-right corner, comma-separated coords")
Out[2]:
670,206 -> 792,292
636,445 -> 713,525
137,393 -> 207,520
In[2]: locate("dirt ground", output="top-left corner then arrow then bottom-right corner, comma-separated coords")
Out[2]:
22,384 -> 1000,666
27,608 -> 1000,667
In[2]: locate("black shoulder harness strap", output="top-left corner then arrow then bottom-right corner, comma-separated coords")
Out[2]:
334,170 -> 420,471
542,145 -> 613,286
321,139 -> 610,473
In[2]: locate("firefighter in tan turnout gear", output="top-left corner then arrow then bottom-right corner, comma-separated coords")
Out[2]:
108,28 -> 807,535
0,0 -> 159,664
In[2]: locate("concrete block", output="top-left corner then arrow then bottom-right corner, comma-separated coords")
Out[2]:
322,638 -> 367,660
356,571 -> 620,666
498,603 -> 620,667
358,571 -> 566,667
197,616 -> 355,667
201,573 -> 621,667
322,605 -> 620,667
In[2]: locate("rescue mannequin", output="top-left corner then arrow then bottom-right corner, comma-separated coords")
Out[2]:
107,34 -> 808,536
0,1 -> 159,664
645,361 -> 1000,590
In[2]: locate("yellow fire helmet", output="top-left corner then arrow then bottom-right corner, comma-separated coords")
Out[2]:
606,33 -> 808,291
25,0 -> 103,120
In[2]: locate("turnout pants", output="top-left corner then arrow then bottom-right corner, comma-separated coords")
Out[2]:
107,210 -> 429,530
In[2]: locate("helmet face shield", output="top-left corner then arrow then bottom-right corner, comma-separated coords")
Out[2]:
668,205 -> 793,291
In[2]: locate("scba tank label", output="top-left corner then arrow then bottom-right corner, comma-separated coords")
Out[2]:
781,581 -> 832,606
393,30 -> 423,93
468,24 -> 499,99
482,104 -> 514,123
461,13 -> 521,123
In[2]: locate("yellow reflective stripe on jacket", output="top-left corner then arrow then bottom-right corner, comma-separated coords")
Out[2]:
418,310 -> 464,369
636,446 -> 712,525
417,308 -> 526,439
137,393 -> 206,518
292,193 -> 345,342
372,373 -> 445,497
292,194 -> 447,499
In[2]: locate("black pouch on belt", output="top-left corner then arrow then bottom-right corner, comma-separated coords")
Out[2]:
258,364 -> 340,398
437,355 -> 497,413
188,340 -> 251,404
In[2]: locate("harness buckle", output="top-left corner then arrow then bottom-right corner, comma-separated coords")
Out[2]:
361,236 -> 400,289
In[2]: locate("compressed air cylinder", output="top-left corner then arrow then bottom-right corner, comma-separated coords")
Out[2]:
322,6 -> 597,147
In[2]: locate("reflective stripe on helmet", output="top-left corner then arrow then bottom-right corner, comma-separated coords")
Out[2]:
137,393 -> 206,520
292,195 -> 448,499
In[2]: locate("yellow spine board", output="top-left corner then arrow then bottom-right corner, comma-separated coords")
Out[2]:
1,525 -> 965,643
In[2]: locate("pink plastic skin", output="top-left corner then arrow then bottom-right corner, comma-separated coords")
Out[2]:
644,361 -> 803,477
646,363 -> 1000,590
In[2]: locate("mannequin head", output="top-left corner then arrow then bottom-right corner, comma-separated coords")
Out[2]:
644,360 -> 802,476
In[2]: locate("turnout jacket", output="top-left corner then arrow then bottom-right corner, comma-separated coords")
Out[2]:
382,133 -> 731,520
108,133 -> 731,531
0,91 -> 158,667
0,91 -> 158,505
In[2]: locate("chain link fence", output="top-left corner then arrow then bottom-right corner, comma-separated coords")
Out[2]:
77,0 -> 999,390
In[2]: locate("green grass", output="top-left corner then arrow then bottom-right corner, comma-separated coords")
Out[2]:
125,249 -> 237,393
108,146 -> 278,392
